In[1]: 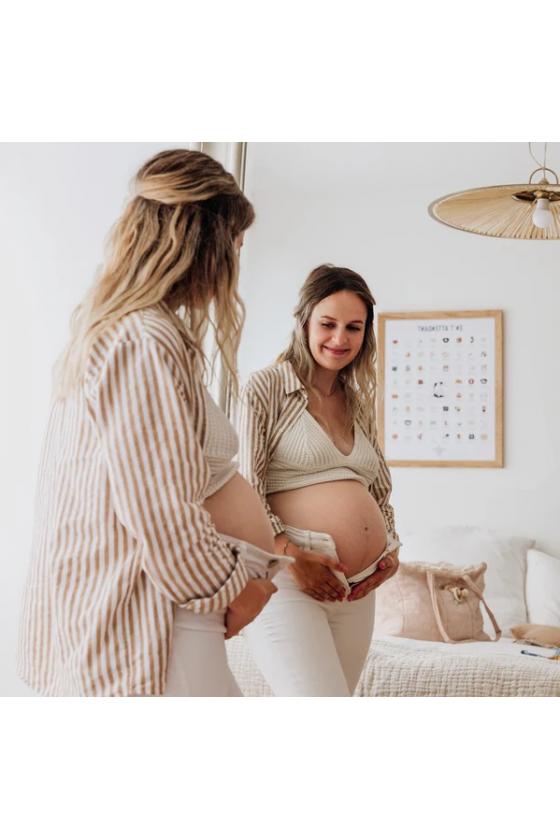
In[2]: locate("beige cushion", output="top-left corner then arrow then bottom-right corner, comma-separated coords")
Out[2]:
511,623 -> 560,648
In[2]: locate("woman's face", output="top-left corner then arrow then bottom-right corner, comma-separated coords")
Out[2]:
307,290 -> 368,372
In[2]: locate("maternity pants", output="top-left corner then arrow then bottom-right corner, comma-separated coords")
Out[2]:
243,527 -> 400,697
164,536 -> 287,696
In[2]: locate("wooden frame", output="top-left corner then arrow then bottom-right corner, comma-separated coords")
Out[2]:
377,310 -> 503,468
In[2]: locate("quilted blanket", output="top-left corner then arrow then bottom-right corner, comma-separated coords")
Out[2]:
356,637 -> 560,697
226,635 -> 560,697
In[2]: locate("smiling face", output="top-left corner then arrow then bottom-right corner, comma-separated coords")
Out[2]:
306,290 -> 368,372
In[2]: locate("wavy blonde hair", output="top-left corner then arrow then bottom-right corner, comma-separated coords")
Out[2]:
278,264 -> 377,431
54,148 -> 255,398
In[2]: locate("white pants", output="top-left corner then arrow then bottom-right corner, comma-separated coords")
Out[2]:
243,527 -> 399,697
164,536 -> 288,697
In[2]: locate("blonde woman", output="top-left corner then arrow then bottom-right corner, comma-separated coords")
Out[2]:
18,149 -> 289,697
238,265 -> 400,696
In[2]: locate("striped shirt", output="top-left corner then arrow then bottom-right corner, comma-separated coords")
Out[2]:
17,303 -> 249,696
237,361 -> 398,540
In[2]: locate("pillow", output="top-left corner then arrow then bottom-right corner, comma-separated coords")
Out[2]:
398,527 -> 534,636
525,549 -> 560,627
511,623 -> 560,648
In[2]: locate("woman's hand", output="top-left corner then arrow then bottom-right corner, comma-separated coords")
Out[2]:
347,550 -> 399,602
288,547 -> 349,602
224,579 -> 278,639
273,534 -> 348,602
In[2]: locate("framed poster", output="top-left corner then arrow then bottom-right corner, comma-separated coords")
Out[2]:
377,310 -> 503,467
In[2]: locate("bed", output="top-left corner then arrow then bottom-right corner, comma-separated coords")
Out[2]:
225,527 -> 560,697
226,633 -> 560,697
357,635 -> 560,696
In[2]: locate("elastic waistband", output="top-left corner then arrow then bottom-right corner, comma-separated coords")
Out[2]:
283,526 -> 401,589
346,536 -> 402,585
283,525 -> 337,553
218,533 -> 291,580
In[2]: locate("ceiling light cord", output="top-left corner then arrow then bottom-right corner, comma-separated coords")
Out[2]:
529,142 -> 548,177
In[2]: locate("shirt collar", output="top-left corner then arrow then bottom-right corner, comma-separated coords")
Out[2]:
280,360 -> 306,395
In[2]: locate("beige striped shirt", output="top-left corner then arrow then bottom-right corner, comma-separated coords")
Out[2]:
237,361 -> 398,540
18,303 -> 249,696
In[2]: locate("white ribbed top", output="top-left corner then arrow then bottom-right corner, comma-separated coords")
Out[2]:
266,409 -> 380,494
203,387 -> 239,497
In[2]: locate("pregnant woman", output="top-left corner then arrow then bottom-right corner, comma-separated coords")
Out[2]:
18,148 -> 287,697
238,264 -> 400,696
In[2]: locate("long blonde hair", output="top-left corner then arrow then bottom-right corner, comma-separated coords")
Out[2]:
278,264 -> 377,431
54,148 -> 255,398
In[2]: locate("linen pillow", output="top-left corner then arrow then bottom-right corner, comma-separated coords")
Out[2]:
525,549 -> 560,627
511,623 -> 560,648
398,527 -> 534,636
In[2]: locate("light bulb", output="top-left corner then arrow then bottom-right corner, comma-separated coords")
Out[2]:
532,197 -> 554,229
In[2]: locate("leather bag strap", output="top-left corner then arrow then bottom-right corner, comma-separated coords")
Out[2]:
427,569 -> 502,643
462,573 -> 502,641
427,570 -> 453,643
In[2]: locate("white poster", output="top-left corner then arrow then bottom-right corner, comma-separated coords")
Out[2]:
378,311 -> 503,467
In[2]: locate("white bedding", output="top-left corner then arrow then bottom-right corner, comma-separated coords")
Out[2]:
373,634 -> 539,659
226,634 -> 560,697
357,635 -> 560,697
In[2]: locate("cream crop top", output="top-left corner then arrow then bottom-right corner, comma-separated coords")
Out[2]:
203,387 -> 239,498
266,409 -> 380,495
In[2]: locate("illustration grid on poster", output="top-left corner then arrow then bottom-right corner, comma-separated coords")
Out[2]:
377,311 -> 503,468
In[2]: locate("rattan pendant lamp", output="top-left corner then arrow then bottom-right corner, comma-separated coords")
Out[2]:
429,143 -> 560,239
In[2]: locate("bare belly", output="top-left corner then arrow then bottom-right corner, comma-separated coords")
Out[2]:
203,472 -> 276,554
268,481 -> 388,577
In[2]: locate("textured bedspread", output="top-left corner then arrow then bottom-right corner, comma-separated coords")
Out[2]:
226,634 -> 560,697
356,636 -> 560,697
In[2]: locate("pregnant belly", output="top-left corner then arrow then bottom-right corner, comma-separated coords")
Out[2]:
268,481 -> 388,577
203,472 -> 276,554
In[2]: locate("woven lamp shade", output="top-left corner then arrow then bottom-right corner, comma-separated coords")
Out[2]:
429,182 -> 560,240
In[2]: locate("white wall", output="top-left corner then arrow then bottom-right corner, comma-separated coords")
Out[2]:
2,142 -> 559,696
238,142 -> 560,557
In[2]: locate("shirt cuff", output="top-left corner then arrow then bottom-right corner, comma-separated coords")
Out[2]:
182,545 -> 250,615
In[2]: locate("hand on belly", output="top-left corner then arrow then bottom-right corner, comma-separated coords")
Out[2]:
268,480 -> 388,577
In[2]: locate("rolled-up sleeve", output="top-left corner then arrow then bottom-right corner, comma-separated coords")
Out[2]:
237,382 -> 285,536
90,336 -> 249,613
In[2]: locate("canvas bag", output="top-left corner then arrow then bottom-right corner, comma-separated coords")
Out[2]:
375,561 -> 502,643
